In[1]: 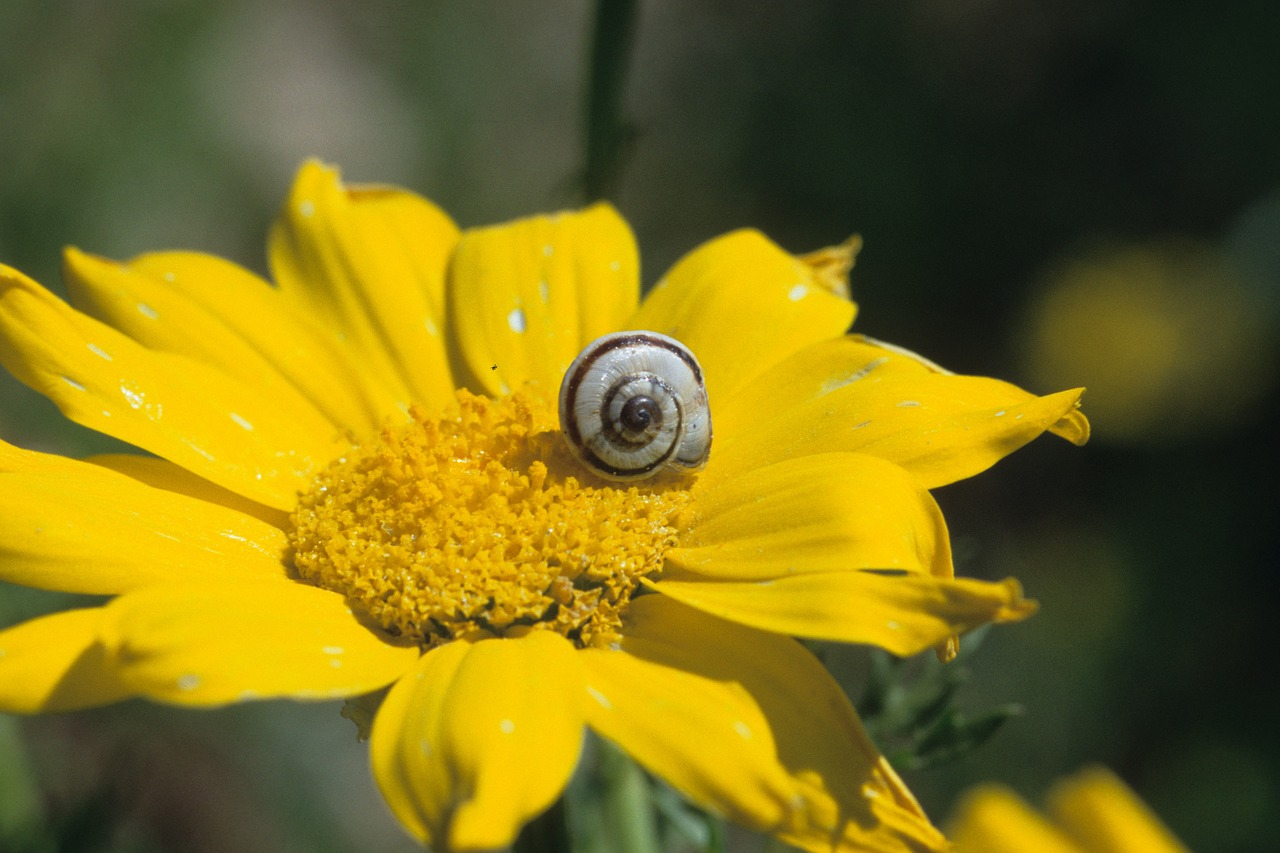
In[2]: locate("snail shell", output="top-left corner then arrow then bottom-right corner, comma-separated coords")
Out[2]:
559,331 -> 712,481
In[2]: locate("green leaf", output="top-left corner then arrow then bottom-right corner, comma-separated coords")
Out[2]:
906,704 -> 1024,771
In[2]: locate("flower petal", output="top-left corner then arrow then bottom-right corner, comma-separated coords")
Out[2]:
446,204 -> 639,396
267,161 -> 461,409
62,248 -> 341,433
0,608 -> 132,714
88,453 -> 288,529
650,572 -> 1036,658
627,230 -> 856,402
798,235 -> 862,300
99,579 -> 419,706
0,440 -> 290,594
66,247 -> 394,436
1048,766 -> 1189,853
948,785 -> 1084,853
711,335 -> 1088,489
370,632 -> 585,851
669,453 -> 952,582
582,595 -> 947,853
0,265 -> 344,509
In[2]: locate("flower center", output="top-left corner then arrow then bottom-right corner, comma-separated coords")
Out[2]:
288,389 -> 689,648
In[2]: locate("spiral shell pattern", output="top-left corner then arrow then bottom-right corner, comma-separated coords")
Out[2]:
558,331 -> 712,481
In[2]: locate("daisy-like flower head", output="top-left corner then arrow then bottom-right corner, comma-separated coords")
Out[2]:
948,766 -> 1190,853
0,161 -> 1087,852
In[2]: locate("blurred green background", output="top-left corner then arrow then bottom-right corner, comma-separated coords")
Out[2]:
2,1 -> 1277,851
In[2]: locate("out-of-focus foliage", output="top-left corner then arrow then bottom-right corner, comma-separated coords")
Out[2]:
2,1 -> 1277,852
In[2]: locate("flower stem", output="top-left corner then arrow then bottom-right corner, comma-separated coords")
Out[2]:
583,0 -> 640,201
599,740 -> 661,853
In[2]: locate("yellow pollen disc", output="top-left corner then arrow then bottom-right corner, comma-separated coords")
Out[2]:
289,389 -> 690,648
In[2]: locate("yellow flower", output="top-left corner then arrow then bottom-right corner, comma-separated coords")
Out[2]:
0,160 -> 1087,852
948,766 -> 1189,853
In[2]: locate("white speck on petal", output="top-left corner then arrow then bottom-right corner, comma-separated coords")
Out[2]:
1015,413 -> 1025,420
187,442 -> 216,462
539,280 -> 550,302
87,343 -> 112,361
499,719 -> 516,734
508,308 -> 527,334
329,658 -> 342,669
137,303 -> 160,320
61,376 -> 86,392
897,400 -> 922,408
788,283 -> 809,301
298,199 -> 316,218
609,260 -> 621,272
586,686 -> 612,710
120,385 -> 145,409
177,674 -> 202,692
887,620 -> 901,630
864,787 -> 880,800
542,244 -> 554,257
229,412 -> 254,431
732,720 -> 752,740
162,272 -> 176,283
419,739 -> 434,757
424,317 -> 438,337
994,410 -> 1007,417
238,689 -> 259,701
322,646 -> 345,656
821,357 -> 889,394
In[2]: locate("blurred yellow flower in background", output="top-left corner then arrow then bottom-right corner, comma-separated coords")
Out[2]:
948,765 -> 1189,853
1020,240 -> 1276,445
0,160 -> 1087,851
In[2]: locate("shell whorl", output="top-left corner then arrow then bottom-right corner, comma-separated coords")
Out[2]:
559,331 -> 712,481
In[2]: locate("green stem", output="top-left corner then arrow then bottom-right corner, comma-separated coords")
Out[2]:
599,741 -> 660,853
583,0 -> 640,201
0,716 -> 42,835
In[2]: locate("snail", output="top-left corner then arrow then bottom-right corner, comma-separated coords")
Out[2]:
558,331 -> 712,481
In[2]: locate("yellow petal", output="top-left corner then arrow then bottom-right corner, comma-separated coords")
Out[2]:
669,453 -> 951,581
88,453 -> 288,529
948,785 -> 1085,853
627,230 -> 856,403
70,248 -> 394,436
0,265 -> 344,509
710,335 -> 1088,489
0,439 -> 290,594
62,247 -> 342,433
370,632 -> 585,851
1048,766 -> 1189,853
650,572 -> 1036,658
0,609 -> 132,714
268,160 -> 459,408
99,579 -> 419,706
798,234 -> 862,300
582,595 -> 947,853
853,333 -> 1090,446
447,204 -> 639,397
